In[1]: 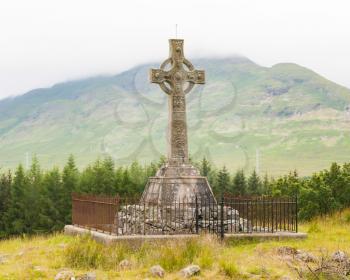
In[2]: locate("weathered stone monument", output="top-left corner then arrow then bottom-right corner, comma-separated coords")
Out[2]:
141,39 -> 216,204
66,39 -> 302,238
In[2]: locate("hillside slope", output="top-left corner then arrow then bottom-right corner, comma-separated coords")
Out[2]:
0,57 -> 349,175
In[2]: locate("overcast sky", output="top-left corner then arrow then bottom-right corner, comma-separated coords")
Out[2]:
0,0 -> 349,99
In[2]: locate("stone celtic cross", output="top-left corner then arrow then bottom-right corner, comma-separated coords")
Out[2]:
150,39 -> 205,165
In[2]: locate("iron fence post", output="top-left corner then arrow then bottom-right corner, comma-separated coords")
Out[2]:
271,198 -> 274,233
143,199 -> 146,235
71,193 -> 74,226
295,194 -> 298,233
220,193 -> 224,240
195,196 -> 199,234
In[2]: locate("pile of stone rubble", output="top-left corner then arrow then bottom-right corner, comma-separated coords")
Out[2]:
116,204 -> 254,235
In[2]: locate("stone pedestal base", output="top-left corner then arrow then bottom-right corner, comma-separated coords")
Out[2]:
141,163 -> 216,204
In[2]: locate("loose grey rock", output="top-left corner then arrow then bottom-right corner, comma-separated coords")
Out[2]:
280,276 -> 291,280
149,265 -> 165,278
277,246 -> 297,255
180,265 -> 200,278
116,203 -> 249,235
247,275 -> 261,279
119,259 -> 131,269
0,254 -> 9,264
16,251 -> 24,257
33,266 -> 44,271
54,270 -> 75,280
280,255 -> 294,263
332,250 -> 348,262
76,272 -> 96,280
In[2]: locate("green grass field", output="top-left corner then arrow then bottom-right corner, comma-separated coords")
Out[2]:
1,210 -> 350,279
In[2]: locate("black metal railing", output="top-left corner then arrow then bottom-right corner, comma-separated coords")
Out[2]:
72,193 -> 298,236
222,195 -> 298,234
72,193 -> 119,234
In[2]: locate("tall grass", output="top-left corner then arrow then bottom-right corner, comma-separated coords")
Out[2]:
64,235 -> 218,272
64,235 -> 128,269
153,239 -> 202,271
2,210 -> 350,279
219,258 -> 243,279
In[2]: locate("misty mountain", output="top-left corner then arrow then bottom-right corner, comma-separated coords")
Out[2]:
0,56 -> 349,175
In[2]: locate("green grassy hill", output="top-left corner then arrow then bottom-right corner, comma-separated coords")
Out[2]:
1,57 -> 350,175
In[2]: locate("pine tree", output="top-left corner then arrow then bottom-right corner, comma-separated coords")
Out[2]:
101,156 -> 116,195
115,166 -> 125,195
79,166 -> 90,193
4,156 -> 350,235
129,161 -> 146,194
61,155 -> 79,224
0,171 -> 12,237
288,170 -> 301,197
262,173 -> 271,195
41,168 -> 63,231
247,170 -> 262,195
232,169 -> 247,195
325,163 -> 345,205
79,158 -> 112,194
200,157 -> 211,177
341,162 -> 350,207
217,166 -> 230,195
4,165 -> 27,234
199,157 -> 216,188
122,168 -> 132,195
271,170 -> 300,197
26,156 -> 46,233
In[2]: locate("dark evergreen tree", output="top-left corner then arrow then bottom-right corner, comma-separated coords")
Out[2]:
101,156 -> 116,195
61,155 -> 79,224
200,157 -> 211,177
299,173 -> 339,220
121,167 -> 132,195
341,163 -> 350,207
232,169 -> 247,195
41,168 -> 63,231
199,157 -> 216,190
0,171 -> 12,238
216,166 -> 230,195
298,187 -> 320,220
1,156 -> 350,236
115,166 -> 126,195
79,157 -> 117,195
261,173 -> 271,195
324,162 -> 348,206
129,161 -> 146,194
4,165 -> 27,235
247,170 -> 262,195
271,170 -> 300,197
79,160 -> 96,194
26,156 -> 46,233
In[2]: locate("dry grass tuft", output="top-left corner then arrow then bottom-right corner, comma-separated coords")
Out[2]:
1,210 -> 350,279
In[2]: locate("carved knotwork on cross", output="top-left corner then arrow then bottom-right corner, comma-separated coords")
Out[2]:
149,39 -> 205,165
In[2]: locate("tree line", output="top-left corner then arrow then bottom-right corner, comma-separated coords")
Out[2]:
1,155 -> 350,238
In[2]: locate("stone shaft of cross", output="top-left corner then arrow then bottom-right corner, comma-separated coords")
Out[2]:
150,39 -> 205,165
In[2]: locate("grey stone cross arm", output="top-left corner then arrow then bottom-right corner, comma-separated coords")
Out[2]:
148,39 -> 205,165
149,39 -> 205,95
